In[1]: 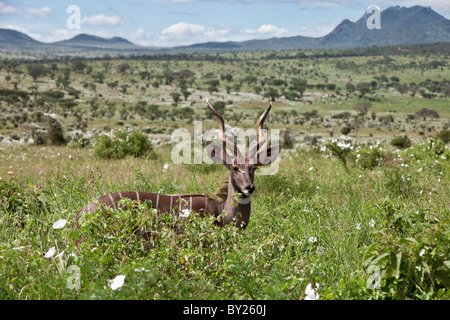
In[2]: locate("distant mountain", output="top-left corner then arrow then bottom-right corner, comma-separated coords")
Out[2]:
54,33 -> 136,49
178,5 -> 450,51
0,5 -> 449,56
0,28 -> 42,48
318,5 -> 450,48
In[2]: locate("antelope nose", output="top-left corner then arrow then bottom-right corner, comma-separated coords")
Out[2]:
245,184 -> 255,194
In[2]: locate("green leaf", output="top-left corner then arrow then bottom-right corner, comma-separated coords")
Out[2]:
389,250 -> 402,279
368,252 -> 390,269
443,261 -> 450,270
399,237 -> 418,245
362,243 -> 378,266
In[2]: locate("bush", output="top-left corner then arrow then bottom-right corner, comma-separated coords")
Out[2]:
390,135 -> 412,149
435,129 -> 450,144
32,114 -> 67,146
326,137 -> 354,168
341,126 -> 353,135
356,146 -> 386,169
363,218 -> 450,299
93,129 -> 154,159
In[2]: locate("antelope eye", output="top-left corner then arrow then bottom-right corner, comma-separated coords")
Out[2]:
233,166 -> 239,172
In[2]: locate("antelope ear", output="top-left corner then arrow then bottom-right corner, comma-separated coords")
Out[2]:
206,141 -> 234,167
257,144 -> 281,166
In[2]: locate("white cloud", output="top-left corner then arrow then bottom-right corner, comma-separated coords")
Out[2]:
0,2 -> 17,14
26,6 -> 51,19
152,21 -> 293,47
243,24 -> 288,36
0,3 -> 52,19
162,22 -> 206,36
82,14 -> 125,27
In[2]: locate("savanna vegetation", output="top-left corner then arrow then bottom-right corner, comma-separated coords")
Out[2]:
0,44 -> 449,300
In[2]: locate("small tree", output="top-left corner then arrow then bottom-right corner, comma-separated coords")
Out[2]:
346,82 -> 355,94
356,82 -> 371,97
415,108 -> 440,121
182,90 -> 191,101
263,87 -> 280,102
27,65 -> 45,81
170,92 -> 182,104
355,102 -> 372,116
290,78 -> 307,98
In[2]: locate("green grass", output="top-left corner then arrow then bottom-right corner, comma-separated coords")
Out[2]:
1,137 -> 448,300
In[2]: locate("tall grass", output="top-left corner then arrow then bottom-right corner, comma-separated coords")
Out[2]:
0,138 -> 448,299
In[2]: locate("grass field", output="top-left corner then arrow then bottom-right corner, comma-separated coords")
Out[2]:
0,47 -> 449,300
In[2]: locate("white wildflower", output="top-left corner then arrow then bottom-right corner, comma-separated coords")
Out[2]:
309,167 -> 314,171
356,223 -> 361,230
55,250 -> 65,259
304,283 -> 320,300
417,168 -> 422,172
44,246 -> 56,258
337,142 -> 351,149
163,163 -> 169,173
52,219 -> 67,229
109,275 -> 125,291
180,209 -> 191,218
419,249 -> 425,257
369,219 -> 375,228
308,237 -> 317,243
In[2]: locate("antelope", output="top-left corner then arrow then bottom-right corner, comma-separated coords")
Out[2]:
73,98 -> 281,231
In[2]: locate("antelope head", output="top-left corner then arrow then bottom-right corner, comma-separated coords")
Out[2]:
206,98 -> 281,200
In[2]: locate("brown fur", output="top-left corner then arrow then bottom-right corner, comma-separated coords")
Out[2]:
213,177 -> 229,201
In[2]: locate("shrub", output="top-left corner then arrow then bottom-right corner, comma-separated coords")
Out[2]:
356,146 -> 386,169
93,129 -> 154,159
281,129 -> 295,149
341,126 -> 353,135
435,129 -> 450,144
326,137 -> 354,168
390,135 -> 412,149
32,114 -> 67,146
363,218 -> 450,299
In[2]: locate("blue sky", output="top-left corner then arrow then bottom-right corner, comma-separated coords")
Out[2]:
1,0 -> 449,47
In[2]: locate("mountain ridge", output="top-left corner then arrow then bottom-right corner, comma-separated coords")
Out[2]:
0,5 -> 449,56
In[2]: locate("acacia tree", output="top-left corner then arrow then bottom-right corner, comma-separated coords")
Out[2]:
415,108 -> 440,120
263,87 -> 280,102
355,102 -> 372,116
290,78 -> 307,98
27,65 -> 45,81
170,92 -> 182,104
181,90 -> 191,101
